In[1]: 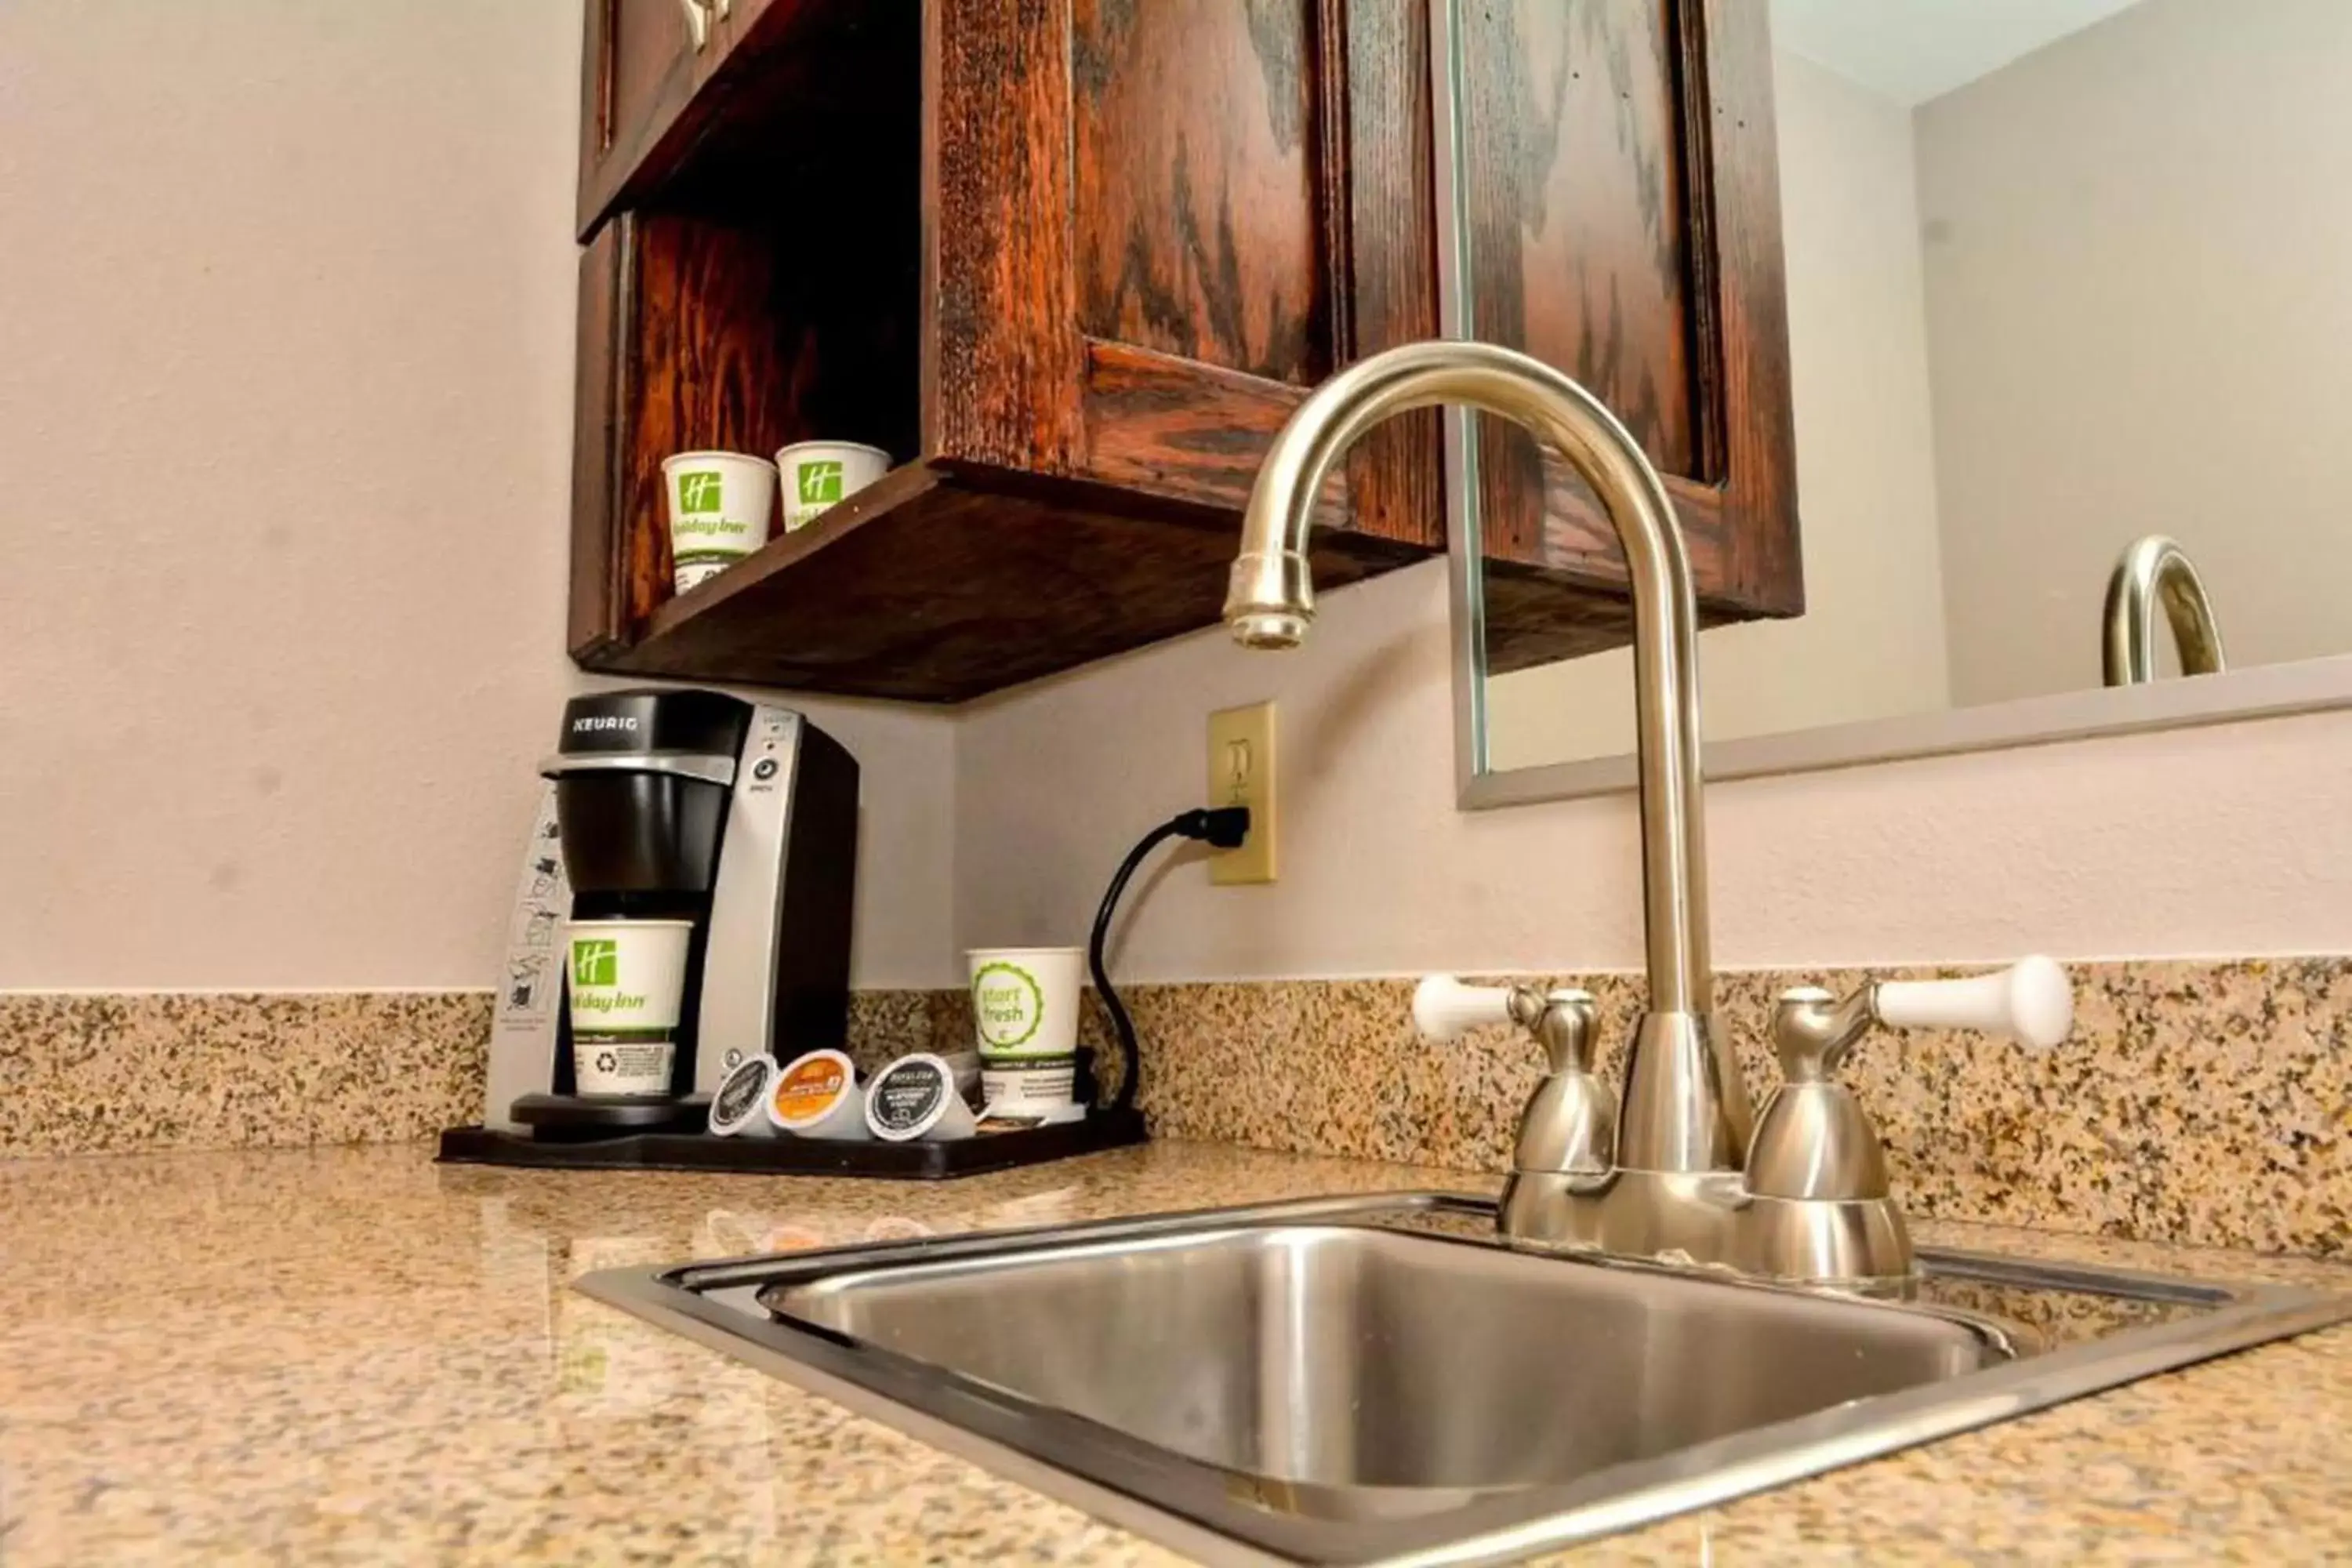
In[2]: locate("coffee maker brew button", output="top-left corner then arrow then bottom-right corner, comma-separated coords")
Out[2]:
752,757 -> 779,781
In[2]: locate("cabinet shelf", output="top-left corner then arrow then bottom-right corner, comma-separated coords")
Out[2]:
586,459 -> 1417,704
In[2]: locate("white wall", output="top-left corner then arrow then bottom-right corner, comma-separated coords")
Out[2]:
0,2 -> 957,990
1486,49 -> 1951,769
1921,0 -> 2352,706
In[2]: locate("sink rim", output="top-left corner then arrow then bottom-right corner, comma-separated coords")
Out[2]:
576,1192 -> 2352,1566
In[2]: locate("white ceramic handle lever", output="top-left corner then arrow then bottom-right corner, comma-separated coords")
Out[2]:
1414,975 -> 1515,1042
1874,956 -> 2074,1049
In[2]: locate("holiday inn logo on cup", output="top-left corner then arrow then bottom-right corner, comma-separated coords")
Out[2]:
677,470 -> 725,514
972,961 -> 1046,1050
797,460 -> 844,506
568,935 -> 651,1015
572,938 -> 619,988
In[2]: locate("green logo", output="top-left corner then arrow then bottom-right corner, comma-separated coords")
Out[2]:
972,961 -> 1045,1049
797,460 -> 844,506
572,938 -> 619,988
677,471 -> 724,514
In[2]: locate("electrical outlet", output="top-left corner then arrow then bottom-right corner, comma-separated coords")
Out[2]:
1207,700 -> 1276,884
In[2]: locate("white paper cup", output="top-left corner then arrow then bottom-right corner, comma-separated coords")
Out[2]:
775,441 -> 889,532
865,1052 -> 979,1142
662,451 -> 777,593
967,947 -> 1084,1062
707,1054 -> 781,1138
980,1058 -> 1083,1123
567,919 -> 694,1096
766,1047 -> 869,1141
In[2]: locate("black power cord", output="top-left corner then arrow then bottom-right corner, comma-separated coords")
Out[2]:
1091,806 -> 1250,1112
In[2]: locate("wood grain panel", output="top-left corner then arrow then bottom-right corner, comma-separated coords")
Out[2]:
1071,0 -> 1328,384
579,0 -> 712,234
1483,562 -> 1759,672
1696,0 -> 1801,615
1463,0 -> 1801,629
1338,0 -> 1443,550
1464,0 -> 1694,488
568,217 -> 631,659
927,0 -> 1084,473
1079,339 -> 1343,521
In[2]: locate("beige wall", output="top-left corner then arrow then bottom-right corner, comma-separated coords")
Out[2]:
10,1 -> 2350,996
0,1 -> 957,990
956,559 -> 2352,978
1922,0 -> 2352,705
1487,49 -> 1951,769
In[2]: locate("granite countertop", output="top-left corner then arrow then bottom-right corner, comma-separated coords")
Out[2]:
4,1140 -> 2349,1564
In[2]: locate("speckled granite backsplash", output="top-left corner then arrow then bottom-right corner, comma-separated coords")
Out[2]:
1091,960 -> 2351,1261
0,991 -> 954,1160
7,961 -> 2346,1259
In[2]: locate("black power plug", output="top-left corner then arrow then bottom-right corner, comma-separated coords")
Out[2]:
1088,806 -> 1254,1111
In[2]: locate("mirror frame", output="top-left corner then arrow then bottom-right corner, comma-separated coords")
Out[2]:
1428,0 -> 2352,810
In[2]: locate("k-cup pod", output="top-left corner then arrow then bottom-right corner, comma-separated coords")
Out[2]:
865,1052 -> 979,1142
707,1054 -> 781,1138
979,1057 -> 1083,1124
938,1048 -> 982,1098
967,947 -> 1084,1062
566,919 -> 694,1096
662,451 -> 777,593
766,1047 -> 868,1141
775,441 -> 889,532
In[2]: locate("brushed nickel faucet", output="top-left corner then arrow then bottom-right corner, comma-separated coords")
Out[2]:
1228,338 -> 1750,1174
2103,534 -> 2227,686
1226,339 -> 2073,1286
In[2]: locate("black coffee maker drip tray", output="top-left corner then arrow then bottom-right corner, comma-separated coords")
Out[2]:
436,1106 -> 1147,1179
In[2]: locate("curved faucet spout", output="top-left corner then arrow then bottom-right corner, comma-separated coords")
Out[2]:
1225,339 -> 1751,1171
2103,535 -> 2227,687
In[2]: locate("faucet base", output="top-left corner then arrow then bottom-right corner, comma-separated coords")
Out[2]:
1616,1011 -> 1755,1172
1498,1168 -> 1915,1290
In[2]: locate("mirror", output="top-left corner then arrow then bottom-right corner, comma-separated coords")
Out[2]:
1461,0 -> 2352,788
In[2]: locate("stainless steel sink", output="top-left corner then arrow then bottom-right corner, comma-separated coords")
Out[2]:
579,1194 -> 2352,1564
769,1221 -> 2008,1491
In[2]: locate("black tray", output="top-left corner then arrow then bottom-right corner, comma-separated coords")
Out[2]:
435,1105 -> 1146,1178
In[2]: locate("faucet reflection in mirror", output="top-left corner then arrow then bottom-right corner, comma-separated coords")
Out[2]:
2104,535 -> 2229,688
1225,339 -> 2074,1288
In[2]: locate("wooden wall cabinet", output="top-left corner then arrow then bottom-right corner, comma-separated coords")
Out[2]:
568,0 -> 1800,702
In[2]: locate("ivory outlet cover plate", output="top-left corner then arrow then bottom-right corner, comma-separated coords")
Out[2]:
1207,701 -> 1276,885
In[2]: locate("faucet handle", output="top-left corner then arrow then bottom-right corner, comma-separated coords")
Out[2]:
1418,977 -> 1612,1178
1873,957 -> 2073,1049
1751,959 -> 2074,1207
1413,975 -> 1523,1042
1771,956 -> 2073,1083
1414,976 -> 1599,1076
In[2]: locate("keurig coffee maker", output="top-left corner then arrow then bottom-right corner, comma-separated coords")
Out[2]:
476,688 -> 858,1138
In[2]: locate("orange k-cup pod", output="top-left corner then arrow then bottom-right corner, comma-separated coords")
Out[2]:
766,1048 -> 868,1141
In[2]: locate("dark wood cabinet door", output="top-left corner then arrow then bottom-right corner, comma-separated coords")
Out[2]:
926,0 -> 1440,549
577,0 -> 724,235
1461,0 -> 1801,659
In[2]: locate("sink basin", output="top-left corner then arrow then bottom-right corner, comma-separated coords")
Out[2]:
768,1222 -> 2006,1492
579,1193 -> 2352,1563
